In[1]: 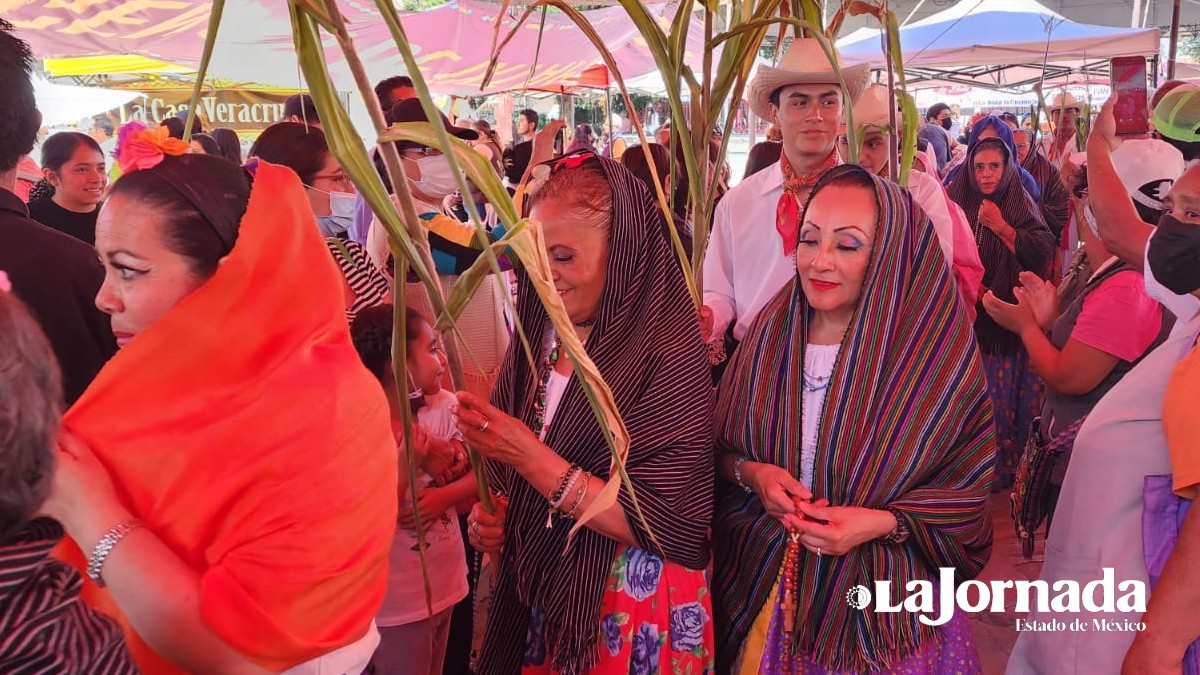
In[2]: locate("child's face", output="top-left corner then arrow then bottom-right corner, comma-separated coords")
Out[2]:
407,321 -> 445,395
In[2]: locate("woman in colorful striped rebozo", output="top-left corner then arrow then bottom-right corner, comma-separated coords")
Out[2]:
712,165 -> 996,674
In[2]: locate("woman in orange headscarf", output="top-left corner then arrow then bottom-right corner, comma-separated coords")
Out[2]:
43,126 -> 397,674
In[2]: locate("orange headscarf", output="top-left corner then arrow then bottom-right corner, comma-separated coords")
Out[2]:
55,161 -> 397,673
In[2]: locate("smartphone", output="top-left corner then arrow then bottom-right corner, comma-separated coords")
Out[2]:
1111,56 -> 1149,136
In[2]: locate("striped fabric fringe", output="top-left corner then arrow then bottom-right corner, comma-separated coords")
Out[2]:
479,151 -> 714,675
713,165 -> 997,673
1021,150 -> 1071,241
946,136 -> 1056,355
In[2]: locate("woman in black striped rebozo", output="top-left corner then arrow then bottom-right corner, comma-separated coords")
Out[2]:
453,150 -> 715,674
946,137 -> 1056,489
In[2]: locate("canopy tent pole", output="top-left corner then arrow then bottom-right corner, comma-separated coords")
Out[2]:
1130,0 -> 1142,28
1168,0 -> 1182,79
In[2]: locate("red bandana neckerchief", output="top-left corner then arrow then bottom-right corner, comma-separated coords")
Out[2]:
777,150 -> 840,254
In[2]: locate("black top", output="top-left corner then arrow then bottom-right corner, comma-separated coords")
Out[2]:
502,140 -> 533,186
27,197 -> 100,247
0,188 -> 116,403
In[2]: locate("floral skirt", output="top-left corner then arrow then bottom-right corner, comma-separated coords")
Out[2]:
522,546 -> 715,675
737,574 -> 982,675
982,349 -> 1043,491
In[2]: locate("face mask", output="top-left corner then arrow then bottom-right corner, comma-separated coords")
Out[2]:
411,155 -> 459,197
313,189 -> 355,238
1147,214 -> 1200,295
1083,203 -> 1099,239
940,117 -> 953,131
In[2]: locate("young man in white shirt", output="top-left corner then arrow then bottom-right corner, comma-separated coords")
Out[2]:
701,38 -> 868,345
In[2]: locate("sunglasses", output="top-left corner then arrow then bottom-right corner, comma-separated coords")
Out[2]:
526,150 -> 600,196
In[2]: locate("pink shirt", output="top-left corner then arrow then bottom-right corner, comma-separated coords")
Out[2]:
1071,268 -> 1162,362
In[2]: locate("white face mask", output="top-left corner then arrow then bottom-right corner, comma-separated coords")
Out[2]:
410,155 -> 459,197
309,187 -> 355,237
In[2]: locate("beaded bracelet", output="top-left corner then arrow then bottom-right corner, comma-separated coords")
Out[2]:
733,456 -> 753,494
878,509 -> 911,544
562,472 -> 592,519
546,465 -> 582,528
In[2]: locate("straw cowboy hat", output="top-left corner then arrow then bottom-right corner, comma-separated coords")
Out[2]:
852,84 -> 892,127
1049,91 -> 1083,114
836,84 -> 892,135
749,37 -> 870,120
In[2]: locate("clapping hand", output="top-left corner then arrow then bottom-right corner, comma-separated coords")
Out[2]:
1017,271 -> 1058,332
981,288 -> 1037,335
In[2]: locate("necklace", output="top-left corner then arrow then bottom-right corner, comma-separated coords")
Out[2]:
531,334 -> 562,438
801,371 -> 831,392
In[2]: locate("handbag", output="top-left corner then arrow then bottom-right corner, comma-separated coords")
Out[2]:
1011,415 -> 1087,559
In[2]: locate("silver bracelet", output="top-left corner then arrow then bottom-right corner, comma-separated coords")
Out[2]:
86,519 -> 144,587
732,456 -> 753,494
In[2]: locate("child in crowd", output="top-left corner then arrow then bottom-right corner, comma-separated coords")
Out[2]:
351,304 -> 475,675
0,276 -> 136,673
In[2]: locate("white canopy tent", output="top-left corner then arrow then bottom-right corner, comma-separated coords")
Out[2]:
835,0 -> 1161,91
33,79 -> 140,127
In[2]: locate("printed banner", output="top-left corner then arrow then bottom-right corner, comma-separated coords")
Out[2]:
109,89 -> 295,132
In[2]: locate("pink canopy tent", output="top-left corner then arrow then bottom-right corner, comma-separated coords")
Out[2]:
8,0 -> 706,95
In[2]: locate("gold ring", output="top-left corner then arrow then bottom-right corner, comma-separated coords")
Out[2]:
817,547 -> 822,557
478,419 -> 490,432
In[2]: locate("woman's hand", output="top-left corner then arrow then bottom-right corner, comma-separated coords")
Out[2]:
398,486 -> 455,530
981,289 -> 1038,335
977,200 -> 1009,236
454,391 -> 548,472
420,432 -> 459,483
741,461 -> 813,533
1018,270 -> 1058,332
792,502 -> 897,556
467,495 -> 508,555
699,305 -> 715,343
41,429 -> 129,543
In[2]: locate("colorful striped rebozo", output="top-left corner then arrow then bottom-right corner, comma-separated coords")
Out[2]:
54,161 -> 398,673
713,164 -> 996,673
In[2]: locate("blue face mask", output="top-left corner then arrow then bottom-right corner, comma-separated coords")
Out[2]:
312,189 -> 356,237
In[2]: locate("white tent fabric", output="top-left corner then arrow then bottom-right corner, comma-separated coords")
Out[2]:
835,0 -> 1159,90
33,79 -> 139,127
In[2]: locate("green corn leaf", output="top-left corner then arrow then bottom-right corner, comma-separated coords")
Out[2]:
374,0 -> 656,545
183,0 -> 225,143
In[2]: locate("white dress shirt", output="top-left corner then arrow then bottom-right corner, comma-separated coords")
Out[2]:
703,161 -> 800,341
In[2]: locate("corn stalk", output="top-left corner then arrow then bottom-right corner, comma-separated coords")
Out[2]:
182,0 -> 225,142
294,0 -> 653,548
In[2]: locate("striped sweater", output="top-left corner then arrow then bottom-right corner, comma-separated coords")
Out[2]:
0,519 -> 137,674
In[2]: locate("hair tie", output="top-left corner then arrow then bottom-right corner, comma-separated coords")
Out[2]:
117,124 -> 189,174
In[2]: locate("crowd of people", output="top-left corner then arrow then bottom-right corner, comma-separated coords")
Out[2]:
3,13 -> 1200,675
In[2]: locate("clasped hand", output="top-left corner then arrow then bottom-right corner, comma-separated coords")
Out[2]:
743,461 -> 896,556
